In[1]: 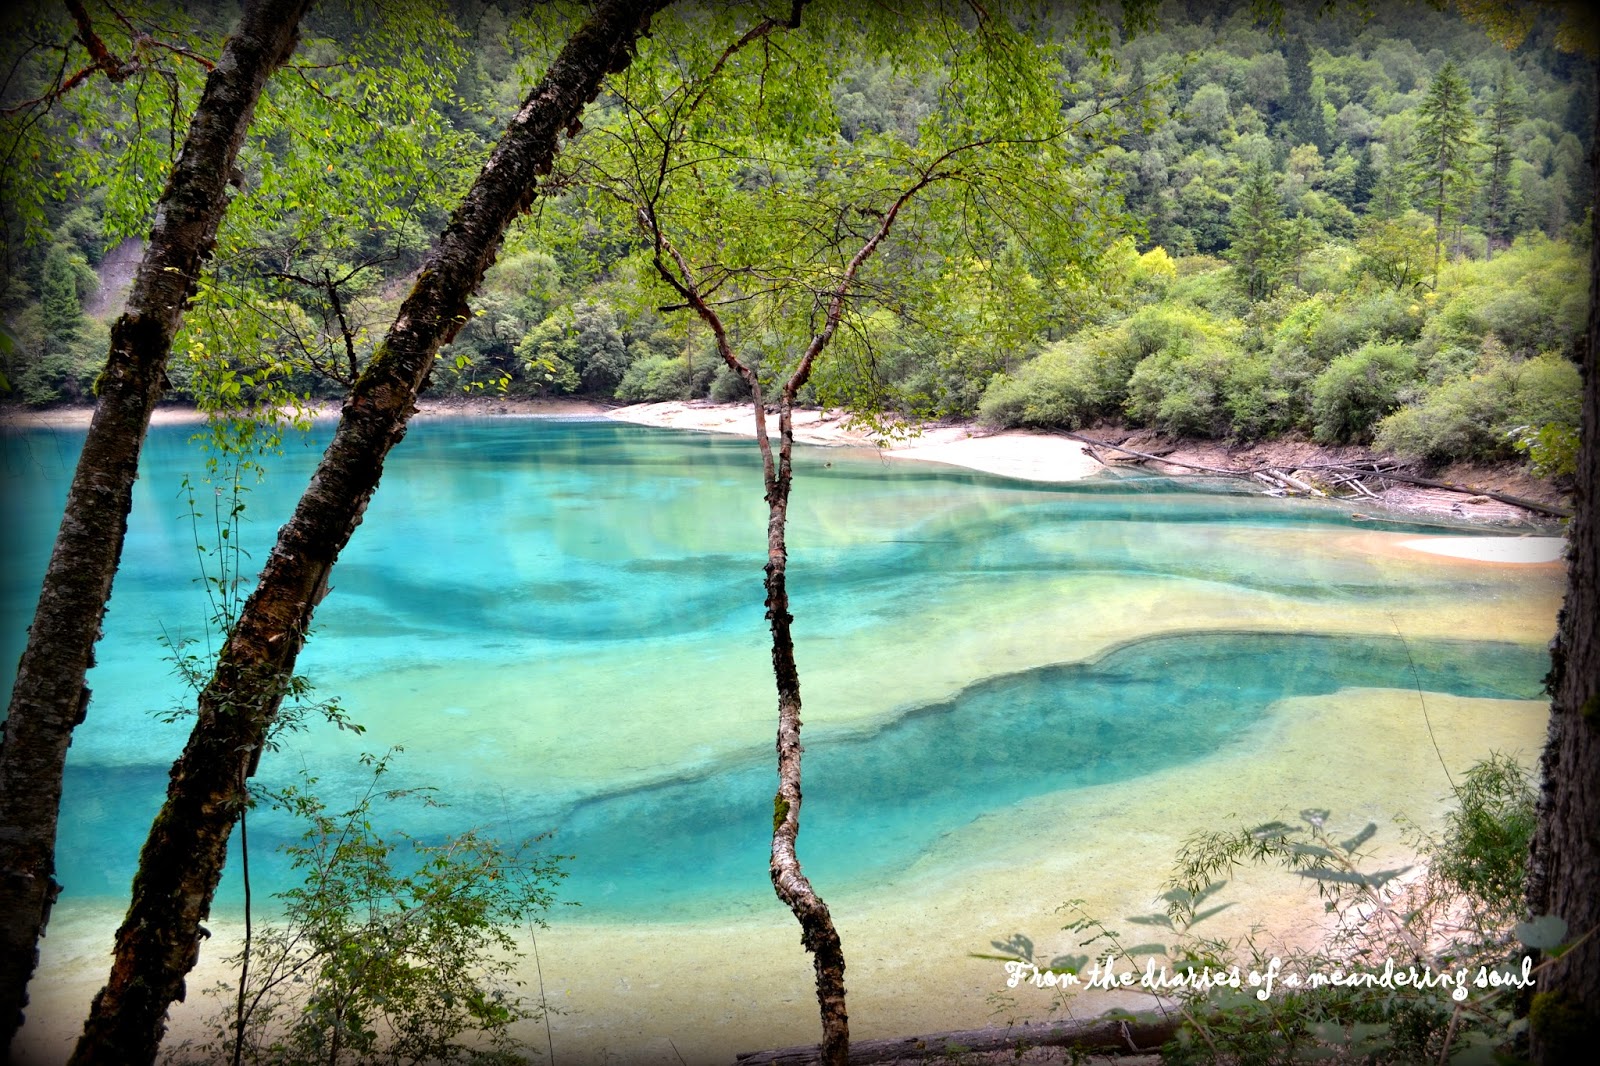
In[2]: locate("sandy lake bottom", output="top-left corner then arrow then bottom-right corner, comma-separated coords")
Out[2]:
2,417 -> 1563,1064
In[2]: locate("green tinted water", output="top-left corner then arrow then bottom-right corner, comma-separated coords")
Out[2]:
0,419 -> 1556,919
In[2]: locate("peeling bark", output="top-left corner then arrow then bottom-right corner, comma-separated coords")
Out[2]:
1524,62 -> 1600,1066
0,0 -> 312,1050
62,4 -> 666,1064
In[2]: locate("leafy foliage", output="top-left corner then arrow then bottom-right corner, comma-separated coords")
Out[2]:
985,765 -> 1555,1065
171,751 -> 567,1066
3,0 -> 1588,475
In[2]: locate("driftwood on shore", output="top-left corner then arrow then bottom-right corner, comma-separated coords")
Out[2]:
1061,432 -> 1572,520
734,1014 -> 1183,1065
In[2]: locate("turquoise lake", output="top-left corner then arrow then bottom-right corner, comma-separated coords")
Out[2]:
0,418 -> 1557,921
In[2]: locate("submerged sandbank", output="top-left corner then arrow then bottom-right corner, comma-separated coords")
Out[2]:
19,687 -> 1548,1066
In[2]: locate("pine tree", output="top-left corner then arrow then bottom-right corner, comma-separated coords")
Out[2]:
1228,159 -> 1287,300
1410,61 -> 1478,278
39,245 -> 83,343
1351,143 -> 1378,209
1283,37 -> 1325,151
1481,62 -> 1525,257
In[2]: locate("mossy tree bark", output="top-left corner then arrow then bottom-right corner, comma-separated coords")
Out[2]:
0,0 -> 312,1049
1524,62 -> 1600,1065
67,3 -> 667,1063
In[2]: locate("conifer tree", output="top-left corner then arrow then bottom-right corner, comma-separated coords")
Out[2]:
1481,62 -> 1525,258
1410,61 -> 1478,278
1283,37 -> 1324,151
1228,159 -> 1286,300
38,245 -> 82,342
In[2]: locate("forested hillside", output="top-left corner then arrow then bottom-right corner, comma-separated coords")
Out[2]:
2,0 -> 1591,479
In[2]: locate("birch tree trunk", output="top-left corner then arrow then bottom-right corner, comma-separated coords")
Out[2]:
1524,63 -> 1600,1064
68,3 -> 666,1063
0,0 -> 312,1049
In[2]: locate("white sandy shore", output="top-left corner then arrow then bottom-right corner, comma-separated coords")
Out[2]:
0,396 -> 612,429
1399,536 -> 1566,564
607,399 -> 1105,482
3,398 -> 1566,564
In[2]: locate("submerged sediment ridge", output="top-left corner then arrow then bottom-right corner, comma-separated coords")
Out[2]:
4,418 -> 1564,1065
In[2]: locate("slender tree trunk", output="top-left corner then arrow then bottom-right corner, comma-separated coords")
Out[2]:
641,156 -> 934,1065
1524,64 -> 1600,1066
644,257 -> 853,1066
761,397 -> 850,1066
0,0 -> 312,1049
68,3 -> 666,1063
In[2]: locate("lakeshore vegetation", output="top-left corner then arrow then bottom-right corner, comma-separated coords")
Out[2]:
2,0 -> 1591,476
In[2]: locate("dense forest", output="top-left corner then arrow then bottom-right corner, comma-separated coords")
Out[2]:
1,0 -> 1592,477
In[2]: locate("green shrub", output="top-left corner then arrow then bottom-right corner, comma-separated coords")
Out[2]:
709,362 -> 751,402
1166,260 -> 1242,316
615,350 -> 715,401
12,318 -> 108,406
1223,350 -> 1303,439
1414,235 -> 1587,365
1512,422 -> 1580,479
979,305 -> 1235,430
978,328 -> 1136,428
176,751 -> 567,1066
1122,326 -> 1245,438
976,336 -> 1117,428
1425,753 -> 1536,926
1375,351 -> 1581,463
1309,340 -> 1418,444
1304,289 -> 1423,363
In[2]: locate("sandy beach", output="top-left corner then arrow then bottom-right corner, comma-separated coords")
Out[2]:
605,400 -> 1568,565
3,397 -> 1569,567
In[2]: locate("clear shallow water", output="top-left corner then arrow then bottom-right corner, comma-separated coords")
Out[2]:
0,419 -> 1555,920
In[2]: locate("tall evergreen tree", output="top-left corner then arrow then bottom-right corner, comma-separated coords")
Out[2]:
38,245 -> 82,342
1410,61 -> 1478,278
1481,61 -> 1525,257
1228,159 -> 1286,300
1351,143 -> 1378,209
1282,36 -> 1324,151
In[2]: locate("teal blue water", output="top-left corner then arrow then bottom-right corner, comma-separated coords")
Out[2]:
0,419 -> 1553,920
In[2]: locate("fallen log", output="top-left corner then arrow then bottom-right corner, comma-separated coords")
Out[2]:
1059,433 -> 1250,477
1356,468 -> 1572,519
735,1013 -> 1183,1065
1059,432 -> 1570,517
1266,469 -> 1326,496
